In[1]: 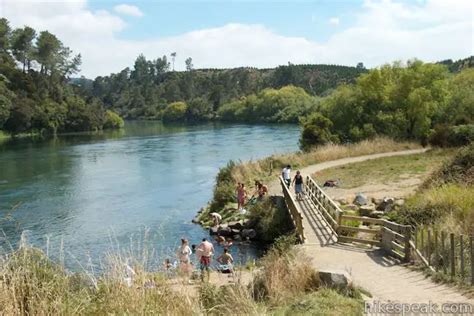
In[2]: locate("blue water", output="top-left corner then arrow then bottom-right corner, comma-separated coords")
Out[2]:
0,121 -> 299,271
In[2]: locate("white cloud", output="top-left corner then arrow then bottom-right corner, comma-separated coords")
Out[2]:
1,0 -> 472,78
329,17 -> 340,26
113,4 -> 144,17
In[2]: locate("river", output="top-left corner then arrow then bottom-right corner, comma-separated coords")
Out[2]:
0,121 -> 299,271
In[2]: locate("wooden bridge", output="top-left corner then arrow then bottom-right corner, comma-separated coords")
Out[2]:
277,155 -> 473,304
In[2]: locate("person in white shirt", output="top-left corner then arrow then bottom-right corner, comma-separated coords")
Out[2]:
176,238 -> 192,282
210,212 -> 222,226
282,165 -> 291,188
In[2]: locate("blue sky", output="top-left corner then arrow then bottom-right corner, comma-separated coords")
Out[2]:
2,0 -> 472,77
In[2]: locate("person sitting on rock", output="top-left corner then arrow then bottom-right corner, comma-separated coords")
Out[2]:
210,212 -> 222,227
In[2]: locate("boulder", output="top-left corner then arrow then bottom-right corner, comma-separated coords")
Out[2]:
318,269 -> 353,289
377,197 -> 395,212
231,229 -> 241,235
368,210 -> 385,218
209,227 -> 219,235
345,204 -> 358,211
359,204 -> 376,216
394,199 -> 405,207
191,217 -> 200,224
354,193 -> 368,206
217,226 -> 233,237
371,197 -> 383,205
336,198 -> 349,205
243,219 -> 257,229
241,229 -> 257,239
228,220 -> 243,230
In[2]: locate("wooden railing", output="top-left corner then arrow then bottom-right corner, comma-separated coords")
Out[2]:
279,177 -> 305,243
304,175 -> 412,261
411,225 -> 474,286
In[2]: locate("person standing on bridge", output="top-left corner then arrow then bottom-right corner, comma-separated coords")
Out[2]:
292,170 -> 304,200
282,165 -> 291,188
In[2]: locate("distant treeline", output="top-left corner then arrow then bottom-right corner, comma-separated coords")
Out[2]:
0,18 -> 123,136
75,56 -> 368,122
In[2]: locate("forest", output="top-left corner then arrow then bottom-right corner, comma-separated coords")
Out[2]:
0,18 -> 123,136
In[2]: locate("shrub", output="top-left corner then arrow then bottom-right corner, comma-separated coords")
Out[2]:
103,110 -> 124,129
429,124 -> 474,147
162,101 -> 187,122
300,113 -> 339,151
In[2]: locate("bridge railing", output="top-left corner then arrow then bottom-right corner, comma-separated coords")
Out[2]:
279,176 -> 305,243
305,175 -> 412,261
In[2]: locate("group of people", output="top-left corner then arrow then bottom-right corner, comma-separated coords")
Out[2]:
282,165 -> 305,200
170,237 -> 234,283
235,180 -> 269,211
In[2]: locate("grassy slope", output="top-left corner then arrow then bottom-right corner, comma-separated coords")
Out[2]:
314,149 -> 454,188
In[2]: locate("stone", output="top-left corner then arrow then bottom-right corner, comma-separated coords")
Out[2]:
318,269 -> 353,289
368,211 -> 385,218
191,217 -> 200,224
394,199 -> 405,207
243,219 -> 257,229
241,228 -> 257,239
372,197 -> 383,205
337,198 -> 349,205
231,229 -> 241,235
228,220 -> 243,230
209,227 -> 219,235
353,193 -> 368,206
345,204 -> 358,211
359,204 -> 376,216
377,197 -> 395,212
217,226 -> 233,237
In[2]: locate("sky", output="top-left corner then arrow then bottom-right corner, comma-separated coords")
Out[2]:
1,0 -> 473,78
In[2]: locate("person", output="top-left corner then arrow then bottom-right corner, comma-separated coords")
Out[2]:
176,238 -> 192,283
197,238 -> 214,282
217,248 -> 234,274
292,170 -> 304,200
223,238 -> 233,248
282,165 -> 291,188
236,183 -> 247,211
258,182 -> 268,199
210,212 -> 222,226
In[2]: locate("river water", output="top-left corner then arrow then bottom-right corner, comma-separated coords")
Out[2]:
0,121 -> 299,271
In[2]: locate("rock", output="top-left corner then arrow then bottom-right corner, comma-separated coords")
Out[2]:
241,229 -> 257,239
377,197 -> 395,212
231,229 -> 240,235
217,226 -> 233,237
209,227 -> 219,235
368,211 -> 385,218
233,234 -> 242,241
353,193 -> 368,206
359,204 -> 376,216
243,219 -> 257,229
345,204 -> 358,211
191,217 -> 200,224
318,269 -> 353,289
394,199 -> 405,207
371,197 -> 383,205
228,220 -> 243,230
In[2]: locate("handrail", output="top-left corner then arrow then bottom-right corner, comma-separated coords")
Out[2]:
279,176 -> 306,243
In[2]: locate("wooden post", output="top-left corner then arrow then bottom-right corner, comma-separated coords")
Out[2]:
460,235 -> 465,281
470,235 -> 473,286
404,226 -> 411,262
434,230 -> 439,272
450,233 -> 455,278
414,227 -> 418,249
427,229 -> 432,266
442,231 -> 447,275
421,225 -> 424,257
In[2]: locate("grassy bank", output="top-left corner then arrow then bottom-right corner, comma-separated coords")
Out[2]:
0,237 -> 364,315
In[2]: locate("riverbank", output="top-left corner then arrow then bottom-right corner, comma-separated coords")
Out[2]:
193,137 -> 422,245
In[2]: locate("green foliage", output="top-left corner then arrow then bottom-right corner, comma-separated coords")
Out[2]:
210,161 -> 237,212
299,113 -> 338,150
429,124 -> 474,147
103,110 -> 124,129
218,85 -> 319,123
0,18 -> 123,135
300,60 -> 473,148
162,101 -> 187,122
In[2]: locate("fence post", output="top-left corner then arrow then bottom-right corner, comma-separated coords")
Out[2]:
450,233 -> 455,278
470,235 -> 473,286
442,231 -> 447,274
404,226 -> 411,262
434,230 -> 439,272
421,225 -> 425,257
414,227 -> 418,249
427,229 -> 432,266
460,235 -> 465,281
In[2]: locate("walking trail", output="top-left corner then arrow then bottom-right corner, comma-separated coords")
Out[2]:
269,149 -> 474,305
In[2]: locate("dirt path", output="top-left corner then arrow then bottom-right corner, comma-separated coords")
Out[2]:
270,148 -> 474,306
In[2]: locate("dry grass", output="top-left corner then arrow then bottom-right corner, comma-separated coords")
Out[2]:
232,137 -> 421,186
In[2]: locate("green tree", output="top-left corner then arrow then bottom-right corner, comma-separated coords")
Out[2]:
11,26 -> 36,72
300,113 -> 338,150
162,101 -> 187,122
185,57 -> 193,71
36,31 -> 62,75
0,18 -> 11,53
104,110 -> 124,129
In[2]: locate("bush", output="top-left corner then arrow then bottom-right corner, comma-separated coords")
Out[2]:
103,110 -> 124,129
429,124 -> 474,147
300,113 -> 339,151
162,101 -> 187,122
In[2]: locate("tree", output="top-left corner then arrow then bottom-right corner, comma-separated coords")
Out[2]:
36,31 -> 62,75
170,52 -> 177,71
162,101 -> 187,122
0,18 -> 11,53
185,57 -> 193,71
300,113 -> 338,150
11,26 -> 36,72
356,62 -> 365,69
